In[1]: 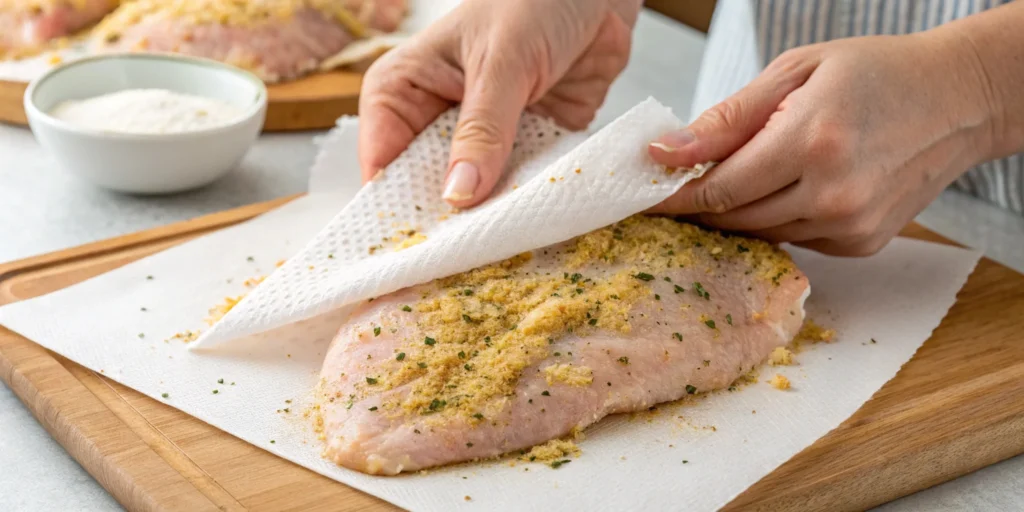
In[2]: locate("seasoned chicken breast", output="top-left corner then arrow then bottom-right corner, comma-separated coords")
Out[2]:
91,0 -> 407,82
315,215 -> 810,475
0,0 -> 117,57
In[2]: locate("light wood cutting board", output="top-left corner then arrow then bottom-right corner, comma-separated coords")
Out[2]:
0,196 -> 1022,511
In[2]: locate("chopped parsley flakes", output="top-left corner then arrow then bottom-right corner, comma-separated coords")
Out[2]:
693,282 -> 710,300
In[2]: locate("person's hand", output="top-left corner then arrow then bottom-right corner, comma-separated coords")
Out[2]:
358,0 -> 642,207
647,32 -> 1002,256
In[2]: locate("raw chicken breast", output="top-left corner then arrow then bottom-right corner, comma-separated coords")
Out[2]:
315,215 -> 810,475
0,0 -> 117,57
90,0 -> 407,82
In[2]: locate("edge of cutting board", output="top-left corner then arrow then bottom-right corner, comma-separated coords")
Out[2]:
0,69 -> 362,132
0,198 -> 1022,512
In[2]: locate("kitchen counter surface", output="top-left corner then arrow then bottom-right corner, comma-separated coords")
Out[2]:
2,11 -> 1022,512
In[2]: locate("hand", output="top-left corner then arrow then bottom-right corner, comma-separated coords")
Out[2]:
647,32 -> 1000,256
358,0 -> 642,207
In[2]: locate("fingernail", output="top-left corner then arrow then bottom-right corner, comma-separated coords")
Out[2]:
443,161 -> 480,202
651,130 -> 696,152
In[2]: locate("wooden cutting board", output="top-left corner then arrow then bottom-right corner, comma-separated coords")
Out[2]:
1,198 -> 1023,512
0,69 -> 362,132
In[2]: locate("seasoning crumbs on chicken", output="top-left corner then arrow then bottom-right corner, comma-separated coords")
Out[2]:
543,364 -> 594,387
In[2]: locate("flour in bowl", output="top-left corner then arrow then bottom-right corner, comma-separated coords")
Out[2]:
50,89 -> 245,135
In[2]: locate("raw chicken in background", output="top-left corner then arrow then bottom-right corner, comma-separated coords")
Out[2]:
315,216 -> 810,475
90,0 -> 408,82
0,0 -> 118,58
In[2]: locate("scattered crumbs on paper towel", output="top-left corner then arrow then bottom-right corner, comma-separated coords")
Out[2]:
167,330 -> 200,343
206,296 -> 243,326
243,275 -> 266,287
518,435 -> 582,467
790,319 -> 836,352
768,374 -> 791,390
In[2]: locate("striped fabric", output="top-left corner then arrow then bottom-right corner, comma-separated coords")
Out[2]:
691,0 -> 1023,214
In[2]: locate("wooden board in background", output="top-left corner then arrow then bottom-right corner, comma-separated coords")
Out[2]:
0,69 -> 362,132
646,0 -> 718,32
0,197 -> 1022,512
0,2 -> 719,132
0,79 -> 27,126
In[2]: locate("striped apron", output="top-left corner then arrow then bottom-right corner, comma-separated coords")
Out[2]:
691,0 -> 1024,214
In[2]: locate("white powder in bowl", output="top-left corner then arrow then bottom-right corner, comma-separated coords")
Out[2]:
50,89 -> 247,135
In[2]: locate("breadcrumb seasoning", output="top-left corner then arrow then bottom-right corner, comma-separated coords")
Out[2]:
395,232 -> 428,251
519,438 -> 581,464
769,347 -> 794,366
205,295 -> 243,325
791,320 -> 837,352
319,215 -> 802,446
92,0 -> 369,53
363,250 -> 650,420
543,364 -> 593,387
769,374 -> 791,390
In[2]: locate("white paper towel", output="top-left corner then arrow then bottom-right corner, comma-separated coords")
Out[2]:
195,98 -> 709,349
0,97 -> 982,510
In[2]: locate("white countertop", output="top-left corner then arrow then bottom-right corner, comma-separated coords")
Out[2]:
2,11 -> 1023,512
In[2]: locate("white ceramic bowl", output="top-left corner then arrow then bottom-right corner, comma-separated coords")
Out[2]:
24,53 -> 267,194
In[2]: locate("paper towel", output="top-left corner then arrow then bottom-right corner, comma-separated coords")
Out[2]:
0,216 -> 981,511
195,98 -> 709,349
0,97 -> 982,510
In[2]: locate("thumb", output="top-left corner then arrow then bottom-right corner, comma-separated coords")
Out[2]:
648,50 -> 821,168
443,64 -> 530,208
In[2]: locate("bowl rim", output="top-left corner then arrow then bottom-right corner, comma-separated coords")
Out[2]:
23,52 -> 268,141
